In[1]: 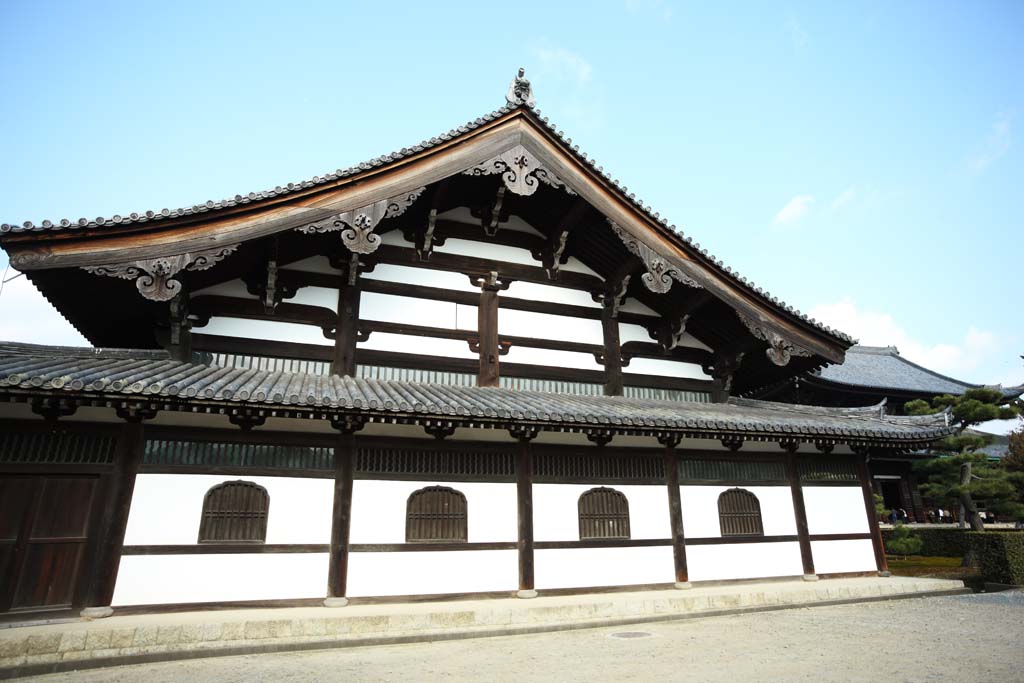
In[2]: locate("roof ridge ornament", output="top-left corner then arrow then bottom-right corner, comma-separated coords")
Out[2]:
82,245 -> 239,302
295,188 -> 425,254
506,67 -> 535,107
736,311 -> 813,366
609,221 -> 702,293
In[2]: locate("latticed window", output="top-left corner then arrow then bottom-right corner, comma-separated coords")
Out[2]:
718,488 -> 764,537
578,487 -> 630,540
406,486 -> 468,543
198,480 -> 269,543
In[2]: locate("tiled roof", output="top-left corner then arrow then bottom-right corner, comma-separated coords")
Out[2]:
815,345 -> 1024,399
0,96 -> 853,346
0,343 -> 950,442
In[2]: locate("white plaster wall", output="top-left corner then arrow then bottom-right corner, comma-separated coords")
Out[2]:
803,486 -> 869,536
618,321 -> 710,351
113,554 -> 328,605
625,357 -> 709,379
502,346 -> 602,371
680,486 -> 797,538
358,332 -> 479,360
349,480 -> 517,543
534,546 -> 675,589
504,281 -> 600,308
289,285 -> 340,310
500,309 -> 604,344
124,474 -> 333,545
533,484 -> 670,541
687,542 -> 804,581
438,238 -> 537,267
346,550 -> 517,597
361,291 -> 457,328
810,539 -> 877,574
198,317 -> 331,346
193,278 -> 256,299
365,265 -> 480,293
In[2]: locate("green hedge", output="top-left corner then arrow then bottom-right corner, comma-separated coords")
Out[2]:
880,528 -> 972,557
967,532 -> 1024,586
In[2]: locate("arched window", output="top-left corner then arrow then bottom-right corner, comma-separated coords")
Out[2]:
718,488 -> 764,537
198,480 -> 269,543
578,487 -> 630,540
406,486 -> 468,543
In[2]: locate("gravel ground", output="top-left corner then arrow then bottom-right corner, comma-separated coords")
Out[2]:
25,592 -> 1024,683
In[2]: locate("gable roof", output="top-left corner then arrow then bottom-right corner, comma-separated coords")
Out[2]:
0,85 -> 853,361
814,345 -> 1024,400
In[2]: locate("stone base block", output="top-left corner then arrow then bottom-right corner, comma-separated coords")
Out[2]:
801,574 -> 819,582
80,607 -> 114,619
673,582 -> 692,590
516,589 -> 538,599
323,597 -> 349,608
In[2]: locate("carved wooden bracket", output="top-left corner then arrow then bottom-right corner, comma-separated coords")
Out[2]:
296,187 -> 425,254
778,438 -> 801,454
721,436 -> 744,452
82,245 -> 239,302
229,411 -> 266,432
814,440 -> 836,454
467,339 -> 511,356
609,221 -> 702,294
424,423 -> 457,440
115,405 -> 159,422
31,397 -> 77,421
657,433 -> 682,449
736,312 -> 813,367
463,144 -> 574,197
593,275 -> 631,319
586,431 -> 613,447
652,315 -> 690,352
469,271 -> 513,291
330,414 -> 366,434
509,426 -> 539,442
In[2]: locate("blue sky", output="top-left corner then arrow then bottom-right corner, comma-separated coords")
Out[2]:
1,1 -> 1021,408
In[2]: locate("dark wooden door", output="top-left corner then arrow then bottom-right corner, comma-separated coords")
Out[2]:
0,475 -> 99,612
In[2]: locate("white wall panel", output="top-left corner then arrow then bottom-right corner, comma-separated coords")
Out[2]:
502,346 -> 602,370
198,317 -> 332,346
438,238 -> 537,267
680,485 -> 797,538
504,281 -> 600,308
810,539 -> 877,574
289,286 -> 339,310
346,550 -> 517,597
687,542 -> 804,581
534,547 -> 674,589
499,309 -> 604,344
625,357 -> 710,379
618,322 -> 710,351
358,332 -> 479,359
193,278 -> 255,299
803,486 -> 869,535
349,480 -> 517,543
365,265 -> 480,293
124,474 -> 334,545
533,484 -> 670,541
361,291 -> 457,328
113,554 -> 328,605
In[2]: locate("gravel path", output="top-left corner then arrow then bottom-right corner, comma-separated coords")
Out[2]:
26,592 -> 1024,683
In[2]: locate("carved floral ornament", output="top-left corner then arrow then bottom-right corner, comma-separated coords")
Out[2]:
81,245 -> 240,302
295,187 -> 426,255
462,145 -> 575,197
609,221 -> 703,294
736,311 -> 813,367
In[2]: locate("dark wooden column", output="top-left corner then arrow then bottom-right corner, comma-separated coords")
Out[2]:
477,272 -> 501,388
513,429 -> 537,598
659,435 -> 690,587
81,407 -> 153,617
857,451 -> 890,576
332,260 -> 362,377
783,446 -> 816,580
706,351 -> 743,404
165,294 -> 191,363
325,418 -> 363,606
601,299 -> 624,397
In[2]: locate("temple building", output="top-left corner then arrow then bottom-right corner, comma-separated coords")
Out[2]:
0,71 -> 953,618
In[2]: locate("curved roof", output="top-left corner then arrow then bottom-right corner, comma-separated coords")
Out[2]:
0,343 -> 951,444
814,345 -> 1024,400
0,86 -> 853,349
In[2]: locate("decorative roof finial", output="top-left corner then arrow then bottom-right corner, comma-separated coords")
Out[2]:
506,67 -> 535,107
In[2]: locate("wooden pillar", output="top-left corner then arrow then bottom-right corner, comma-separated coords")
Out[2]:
601,300 -> 623,397
784,449 -> 816,580
325,422 -> 360,606
659,436 -> 690,587
332,267 -> 362,377
81,410 -> 150,617
514,430 -> 536,598
477,273 -> 501,388
857,453 -> 890,576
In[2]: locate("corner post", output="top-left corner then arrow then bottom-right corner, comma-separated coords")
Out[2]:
325,416 -> 364,606
332,255 -> 362,377
512,427 -> 538,598
477,272 -> 502,388
659,434 -> 690,588
782,441 -> 816,581
856,448 -> 890,576
81,405 -> 155,618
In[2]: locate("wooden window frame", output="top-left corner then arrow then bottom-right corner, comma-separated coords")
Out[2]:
578,487 -> 631,540
717,488 -> 764,537
405,486 -> 468,543
197,480 -> 270,544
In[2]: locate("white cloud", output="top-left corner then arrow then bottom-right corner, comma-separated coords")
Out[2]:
808,297 -> 1000,379
784,16 -> 809,49
531,47 -> 593,87
968,112 -> 1013,174
0,267 -> 88,346
772,194 -> 814,225
831,187 -> 856,209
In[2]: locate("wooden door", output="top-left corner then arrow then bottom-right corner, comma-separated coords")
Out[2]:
0,475 -> 99,612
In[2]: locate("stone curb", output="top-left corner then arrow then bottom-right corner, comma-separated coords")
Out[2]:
0,581 -> 968,680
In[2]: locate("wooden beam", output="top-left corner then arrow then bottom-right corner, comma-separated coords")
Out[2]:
858,455 -> 890,576
661,436 -> 689,586
191,295 -> 337,332
785,451 -> 816,579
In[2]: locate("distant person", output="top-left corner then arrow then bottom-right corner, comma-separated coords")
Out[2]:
889,509 -> 898,525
